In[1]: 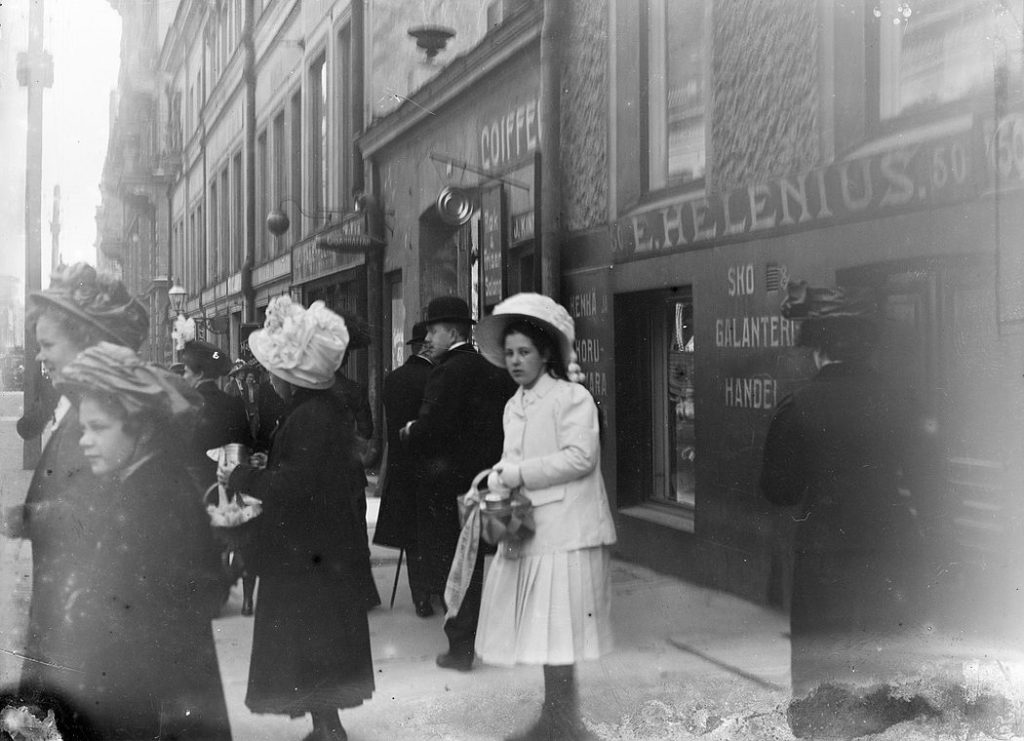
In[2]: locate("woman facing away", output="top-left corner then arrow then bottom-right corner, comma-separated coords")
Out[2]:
219,296 -> 375,741
473,293 -> 617,741
1,264 -> 149,708
51,342 -> 231,740
759,281 -> 945,734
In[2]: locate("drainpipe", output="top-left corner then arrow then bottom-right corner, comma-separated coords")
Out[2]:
352,1 -> 384,448
351,0 -> 365,194
538,0 -> 567,300
242,0 -> 256,322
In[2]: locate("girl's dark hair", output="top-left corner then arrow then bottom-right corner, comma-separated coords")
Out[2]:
501,319 -> 568,381
79,390 -> 171,451
29,305 -> 106,350
797,316 -> 879,363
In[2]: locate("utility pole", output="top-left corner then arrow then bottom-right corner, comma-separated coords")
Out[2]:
241,0 -> 256,323
50,184 -> 61,269
17,0 -> 53,469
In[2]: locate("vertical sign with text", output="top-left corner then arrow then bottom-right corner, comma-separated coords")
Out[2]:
480,186 -> 505,309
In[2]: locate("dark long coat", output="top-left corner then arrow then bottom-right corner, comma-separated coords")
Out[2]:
228,387 -> 375,715
19,407 -> 109,703
27,450 -> 231,740
760,361 -> 943,696
404,344 -> 516,592
190,379 -> 252,488
373,353 -> 433,549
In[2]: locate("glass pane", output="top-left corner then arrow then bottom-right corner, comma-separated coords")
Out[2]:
881,0 -> 1024,119
389,279 -> 405,369
665,5 -> 705,183
666,298 -> 696,506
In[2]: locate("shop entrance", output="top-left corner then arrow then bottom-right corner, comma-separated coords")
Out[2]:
838,255 -> 1010,569
614,287 -> 697,530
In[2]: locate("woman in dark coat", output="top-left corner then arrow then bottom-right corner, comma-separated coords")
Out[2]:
2,264 -> 149,717
180,337 -> 256,613
52,342 -> 231,740
181,337 -> 252,485
760,281 -> 943,702
221,296 -> 374,741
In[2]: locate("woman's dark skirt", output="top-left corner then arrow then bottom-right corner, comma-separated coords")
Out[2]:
245,569 -> 375,716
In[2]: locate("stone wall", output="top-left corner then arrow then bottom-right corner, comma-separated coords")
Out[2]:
710,0 -> 821,193
561,0 -> 608,233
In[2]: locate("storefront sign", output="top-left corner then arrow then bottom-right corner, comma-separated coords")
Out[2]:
293,218 -> 365,285
563,272 -> 611,401
984,110 -> 1024,324
614,126 -> 983,260
479,96 -> 540,171
480,187 -> 505,307
511,210 -> 534,244
713,261 -> 799,412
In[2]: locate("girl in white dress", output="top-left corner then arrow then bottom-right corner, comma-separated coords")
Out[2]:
475,293 -> 617,741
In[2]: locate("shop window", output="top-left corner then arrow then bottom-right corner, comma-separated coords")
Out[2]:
643,0 -> 708,192
876,0 -> 1023,122
615,287 -> 697,528
385,271 -> 404,371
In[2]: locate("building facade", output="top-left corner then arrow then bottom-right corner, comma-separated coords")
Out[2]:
101,0 -> 1024,629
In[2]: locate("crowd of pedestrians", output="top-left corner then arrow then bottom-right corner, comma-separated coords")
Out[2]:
0,261 -> 949,740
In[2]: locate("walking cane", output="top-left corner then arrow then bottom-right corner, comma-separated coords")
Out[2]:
389,548 -> 404,609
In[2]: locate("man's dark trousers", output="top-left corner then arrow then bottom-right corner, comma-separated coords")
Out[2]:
443,545 -> 487,658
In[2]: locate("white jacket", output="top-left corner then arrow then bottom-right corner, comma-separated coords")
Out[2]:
497,373 -> 617,556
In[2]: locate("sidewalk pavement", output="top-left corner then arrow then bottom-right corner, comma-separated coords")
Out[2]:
209,491 -> 794,741
0,394 -> 796,740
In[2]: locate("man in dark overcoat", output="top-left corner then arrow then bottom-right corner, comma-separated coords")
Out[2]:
401,297 -> 516,670
374,321 -> 435,616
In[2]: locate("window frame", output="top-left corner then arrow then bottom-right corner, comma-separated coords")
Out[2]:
865,0 -> 1024,138
640,0 -> 711,197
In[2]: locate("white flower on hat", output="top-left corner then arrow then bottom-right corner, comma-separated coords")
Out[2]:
172,315 -> 196,351
248,296 -> 350,389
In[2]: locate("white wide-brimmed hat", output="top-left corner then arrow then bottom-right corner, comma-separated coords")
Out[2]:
476,293 -> 575,368
248,296 -> 349,389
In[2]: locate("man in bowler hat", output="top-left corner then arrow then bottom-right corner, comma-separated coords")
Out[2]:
401,297 -> 516,670
374,321 -> 436,616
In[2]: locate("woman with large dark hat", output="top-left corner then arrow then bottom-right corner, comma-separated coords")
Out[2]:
1,263 -> 149,711
760,280 -> 944,734
180,334 -> 253,476
51,342 -> 231,740
218,296 -> 375,741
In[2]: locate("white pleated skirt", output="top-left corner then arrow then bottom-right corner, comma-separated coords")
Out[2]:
475,545 -> 614,666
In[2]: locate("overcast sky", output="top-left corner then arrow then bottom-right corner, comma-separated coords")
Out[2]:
0,0 -> 121,295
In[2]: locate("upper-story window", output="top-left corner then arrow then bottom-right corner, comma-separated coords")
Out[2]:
878,0 -> 1024,121
645,0 -> 708,192
309,53 -> 328,232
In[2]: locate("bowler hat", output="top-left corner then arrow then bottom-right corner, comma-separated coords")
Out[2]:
423,296 -> 474,325
406,321 -> 428,345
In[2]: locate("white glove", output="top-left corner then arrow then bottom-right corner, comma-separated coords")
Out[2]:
486,470 -> 505,493
495,462 -> 523,489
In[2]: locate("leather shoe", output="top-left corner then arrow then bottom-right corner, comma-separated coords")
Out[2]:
435,651 -> 473,671
415,599 -> 434,618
